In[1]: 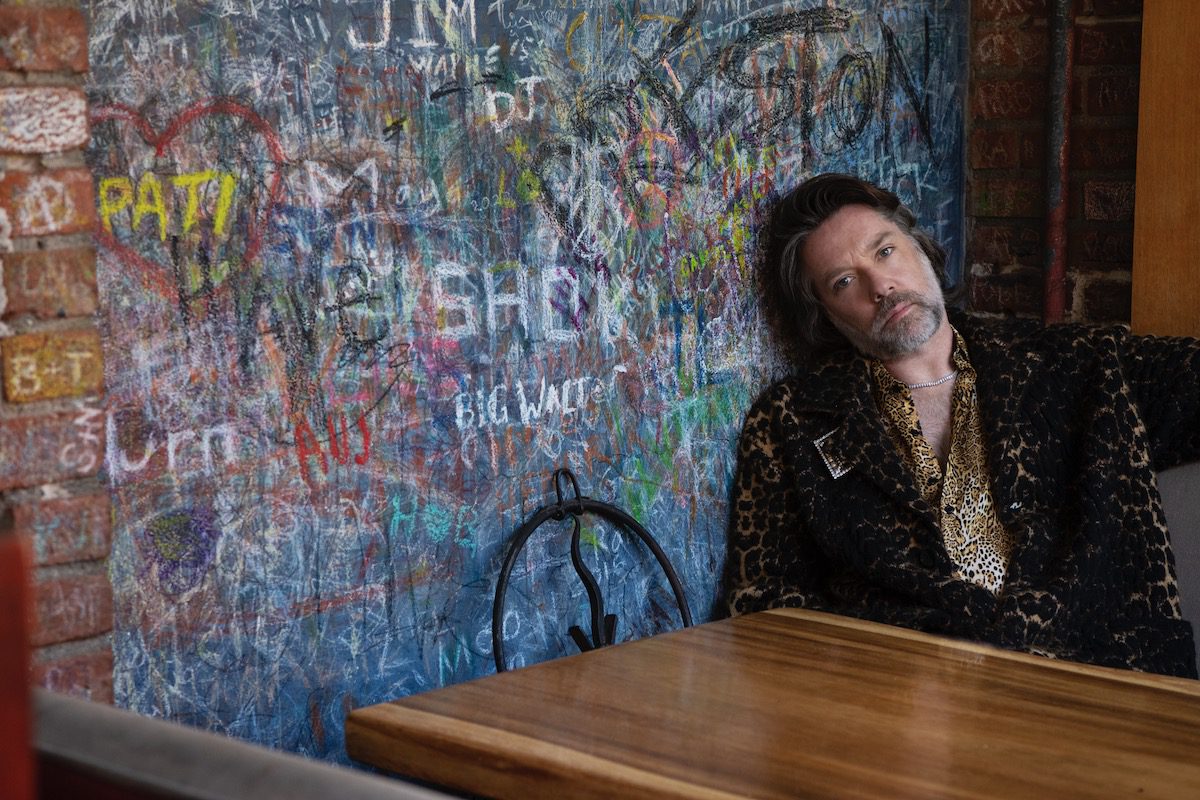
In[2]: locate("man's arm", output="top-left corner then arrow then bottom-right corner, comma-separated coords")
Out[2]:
725,392 -> 836,616
1119,330 -> 1200,471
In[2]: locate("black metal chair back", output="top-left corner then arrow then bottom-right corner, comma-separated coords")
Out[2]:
491,468 -> 693,672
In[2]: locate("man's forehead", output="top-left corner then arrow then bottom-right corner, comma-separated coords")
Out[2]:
805,205 -> 899,269
817,205 -> 897,239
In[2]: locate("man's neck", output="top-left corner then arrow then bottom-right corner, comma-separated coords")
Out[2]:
880,316 -> 955,387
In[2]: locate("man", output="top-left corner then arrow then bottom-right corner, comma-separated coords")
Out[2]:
726,173 -> 1200,678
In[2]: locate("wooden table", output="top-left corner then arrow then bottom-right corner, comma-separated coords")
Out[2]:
345,608 -> 1200,799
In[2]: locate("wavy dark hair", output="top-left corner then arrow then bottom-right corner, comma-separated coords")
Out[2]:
757,173 -> 955,363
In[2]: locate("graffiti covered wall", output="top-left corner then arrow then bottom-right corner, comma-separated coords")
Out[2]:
85,0 -> 966,761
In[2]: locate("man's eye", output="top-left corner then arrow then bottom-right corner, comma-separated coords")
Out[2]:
833,276 -> 852,292
879,246 -> 894,258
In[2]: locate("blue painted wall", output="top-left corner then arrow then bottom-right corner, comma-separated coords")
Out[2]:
84,0 -> 966,762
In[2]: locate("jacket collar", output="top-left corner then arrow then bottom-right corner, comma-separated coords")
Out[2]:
791,345 -> 942,536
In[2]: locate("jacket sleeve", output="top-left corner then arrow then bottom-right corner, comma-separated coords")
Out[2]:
1119,330 -> 1200,470
724,391 -> 836,617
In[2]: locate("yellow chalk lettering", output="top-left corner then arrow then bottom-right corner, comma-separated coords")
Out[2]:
98,177 -> 132,233
132,173 -> 168,241
496,168 -> 516,210
9,355 -> 41,395
169,170 -> 218,234
64,350 -> 94,383
213,172 -> 238,237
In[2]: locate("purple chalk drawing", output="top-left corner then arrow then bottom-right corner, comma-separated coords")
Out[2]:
138,508 -> 221,595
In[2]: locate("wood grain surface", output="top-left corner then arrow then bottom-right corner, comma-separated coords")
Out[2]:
1132,0 -> 1200,337
346,609 -> 1200,799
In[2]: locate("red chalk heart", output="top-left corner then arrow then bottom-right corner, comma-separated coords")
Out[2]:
90,99 -> 285,300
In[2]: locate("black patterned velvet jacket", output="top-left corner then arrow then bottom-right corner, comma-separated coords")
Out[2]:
726,315 -> 1200,678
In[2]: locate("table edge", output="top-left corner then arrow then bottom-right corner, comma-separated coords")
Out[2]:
345,704 -> 749,800
762,607 -> 1200,696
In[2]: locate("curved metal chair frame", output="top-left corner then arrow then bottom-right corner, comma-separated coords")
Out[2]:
492,468 -> 693,672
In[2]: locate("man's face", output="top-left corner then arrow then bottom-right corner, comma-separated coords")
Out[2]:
801,204 -> 946,361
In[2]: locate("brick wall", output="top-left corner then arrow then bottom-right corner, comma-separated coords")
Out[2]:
0,3 -> 111,703
967,0 -> 1143,323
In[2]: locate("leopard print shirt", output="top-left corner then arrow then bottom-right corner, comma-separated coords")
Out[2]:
870,333 -> 1013,593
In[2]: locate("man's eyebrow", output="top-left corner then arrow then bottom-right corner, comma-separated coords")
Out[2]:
866,230 -> 891,253
818,230 -> 893,280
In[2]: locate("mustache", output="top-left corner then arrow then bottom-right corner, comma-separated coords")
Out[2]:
872,292 -> 933,332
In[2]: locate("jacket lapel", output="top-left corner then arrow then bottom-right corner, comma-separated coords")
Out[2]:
794,350 -> 943,539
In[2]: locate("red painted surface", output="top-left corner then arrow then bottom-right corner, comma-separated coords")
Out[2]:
1041,1 -> 1073,326
1,521 -> 35,800
37,757 -> 165,800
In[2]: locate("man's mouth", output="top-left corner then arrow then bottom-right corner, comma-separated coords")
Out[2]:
877,300 -> 914,331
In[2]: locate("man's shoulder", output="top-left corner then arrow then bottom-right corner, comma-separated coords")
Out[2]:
753,352 -> 865,409
747,375 -> 806,417
953,312 -> 1127,356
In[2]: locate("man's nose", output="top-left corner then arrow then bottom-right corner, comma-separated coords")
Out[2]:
868,270 -> 895,303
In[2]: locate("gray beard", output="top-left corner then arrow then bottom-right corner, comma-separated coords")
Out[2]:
830,291 -> 946,361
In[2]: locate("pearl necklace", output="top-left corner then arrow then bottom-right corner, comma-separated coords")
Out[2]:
904,369 -> 958,390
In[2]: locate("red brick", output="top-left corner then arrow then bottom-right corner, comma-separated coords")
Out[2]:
1077,274 -> 1132,322
970,129 -> 1020,170
13,494 -> 111,567
1070,227 -> 1134,264
973,0 -> 1048,22
0,168 -> 94,237
31,572 -> 112,647
1083,180 -> 1135,221
968,266 -> 1044,316
972,127 -> 1045,169
971,178 -> 1044,218
969,223 -> 1043,267
0,8 -> 88,73
1070,126 -> 1137,169
31,645 -> 113,703
1086,72 -> 1140,115
1076,22 -> 1142,66
973,28 -> 1049,69
1,328 -> 104,403
1018,129 -> 1046,168
0,87 -> 88,154
0,409 -> 105,492
1,247 -> 97,319
973,79 -> 1047,120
